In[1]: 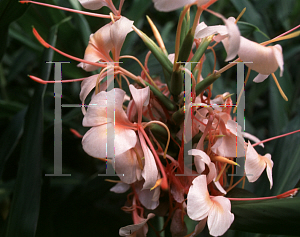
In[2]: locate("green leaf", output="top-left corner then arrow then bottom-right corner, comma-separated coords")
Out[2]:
237,21 -> 269,39
0,108 -> 27,178
231,198 -> 300,235
4,23 -> 58,237
0,0 -> 29,61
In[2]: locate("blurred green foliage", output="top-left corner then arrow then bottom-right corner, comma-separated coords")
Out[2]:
0,0 -> 299,236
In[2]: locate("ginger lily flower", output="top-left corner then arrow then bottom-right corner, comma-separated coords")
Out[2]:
195,16 -> 240,61
237,36 -> 284,82
187,175 -> 234,236
78,16 -> 133,71
82,88 -> 137,158
245,141 -> 274,189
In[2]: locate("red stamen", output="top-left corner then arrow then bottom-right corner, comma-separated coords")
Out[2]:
274,24 -> 300,39
20,1 -> 115,19
29,75 -> 85,84
70,128 -> 83,138
32,27 -> 107,68
253,129 -> 300,147
227,188 -> 299,201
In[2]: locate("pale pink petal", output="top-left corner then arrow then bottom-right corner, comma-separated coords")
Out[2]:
238,36 -> 283,75
115,148 -> 143,184
214,180 -> 227,194
135,180 -> 160,210
78,0 -> 108,10
153,0 -> 195,12
168,53 -> 175,64
82,124 -> 137,157
262,154 -> 274,189
208,196 -> 234,236
139,135 -> 159,189
253,73 -> 269,83
195,25 -> 227,39
245,141 -> 266,183
129,85 -> 150,124
110,17 -> 134,60
273,44 -> 284,76
197,0 -> 210,7
119,213 -> 155,236
242,132 -> 264,148
222,17 -> 240,61
110,182 -> 130,193
187,175 -> 213,221
170,183 -> 185,203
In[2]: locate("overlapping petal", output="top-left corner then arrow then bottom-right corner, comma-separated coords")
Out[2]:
245,141 -> 273,188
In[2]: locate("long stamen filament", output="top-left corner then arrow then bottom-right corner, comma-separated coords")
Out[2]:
271,73 -> 288,101
143,121 -> 171,159
20,1 -> 119,19
29,75 -> 85,84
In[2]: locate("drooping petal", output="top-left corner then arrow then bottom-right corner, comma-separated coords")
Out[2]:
82,124 -> 137,158
207,196 -> 234,236
83,88 -> 133,127
195,24 -> 227,39
238,36 -> 284,76
135,180 -> 160,210
119,213 -> 155,236
187,175 -> 213,221
245,141 -> 266,183
129,85 -> 150,124
78,0 -> 108,10
115,147 -> 143,184
110,17 -> 134,60
242,132 -> 264,148
253,73 -> 269,83
110,182 -> 130,193
152,0 -> 195,12
262,154 -> 274,189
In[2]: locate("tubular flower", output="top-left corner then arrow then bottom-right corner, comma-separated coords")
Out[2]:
245,141 -> 274,189
237,36 -> 284,82
78,16 -> 133,71
187,175 -> 234,236
195,16 -> 240,61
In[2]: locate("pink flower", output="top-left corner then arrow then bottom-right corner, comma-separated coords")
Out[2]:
78,16 -> 133,71
187,175 -> 234,236
237,36 -> 284,83
78,0 -> 120,15
152,0 -> 210,12
245,141 -> 274,188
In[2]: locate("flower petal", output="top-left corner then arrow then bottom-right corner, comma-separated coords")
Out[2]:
129,85 -> 150,124
222,17 -> 240,61
273,44 -> 284,76
82,124 -> 137,157
207,196 -> 234,236
78,0 -> 108,10
110,182 -> 130,193
110,17 -> 134,60
187,175 -> 213,221
119,213 -> 155,236
245,141 -> 266,183
253,73 -> 269,83
262,154 -> 274,189
153,0 -> 195,12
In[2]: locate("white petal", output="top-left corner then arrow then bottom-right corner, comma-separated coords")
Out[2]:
78,0 -> 108,10
273,44 -> 284,77
262,154 -> 274,189
119,213 -> 155,236
82,124 -> 137,158
135,180 -> 160,210
223,17 -> 240,61
253,73 -> 269,83
208,196 -> 234,236
153,0 -> 195,12
242,132 -> 264,148
195,25 -> 227,39
245,141 -> 266,183
110,17 -> 134,59
187,175 -> 213,221
110,182 -> 130,193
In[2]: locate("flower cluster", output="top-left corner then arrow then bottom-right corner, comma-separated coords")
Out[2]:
24,0 -> 300,236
